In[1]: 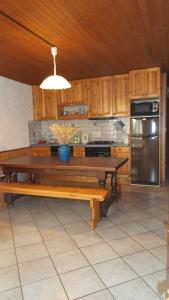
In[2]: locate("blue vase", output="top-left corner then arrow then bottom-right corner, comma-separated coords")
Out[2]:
58,145 -> 71,162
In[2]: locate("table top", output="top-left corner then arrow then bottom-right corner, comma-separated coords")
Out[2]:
0,156 -> 128,172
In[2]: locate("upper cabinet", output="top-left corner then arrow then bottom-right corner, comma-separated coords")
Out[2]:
113,74 -> 129,116
89,76 -> 113,117
32,86 -> 59,120
129,67 -> 160,99
32,67 -> 160,120
57,79 -> 90,118
32,86 -> 45,120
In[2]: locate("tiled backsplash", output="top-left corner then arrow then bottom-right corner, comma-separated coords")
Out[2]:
28,117 -> 129,145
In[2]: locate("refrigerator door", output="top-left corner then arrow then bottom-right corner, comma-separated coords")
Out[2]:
131,135 -> 159,185
131,117 -> 159,137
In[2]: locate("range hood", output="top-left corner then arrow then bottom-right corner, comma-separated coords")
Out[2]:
88,116 -> 117,120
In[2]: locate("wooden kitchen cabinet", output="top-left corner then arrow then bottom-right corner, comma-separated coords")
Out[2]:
111,146 -> 130,184
32,86 -> 45,120
31,146 -> 51,156
58,79 -> 90,106
89,76 -> 113,117
73,146 -> 85,157
57,79 -> 90,119
129,67 -> 160,99
32,86 -> 59,120
113,74 -> 129,116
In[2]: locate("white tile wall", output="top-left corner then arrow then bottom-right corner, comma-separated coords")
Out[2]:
28,117 -> 129,145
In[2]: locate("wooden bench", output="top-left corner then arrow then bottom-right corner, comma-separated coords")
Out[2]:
0,182 -> 108,229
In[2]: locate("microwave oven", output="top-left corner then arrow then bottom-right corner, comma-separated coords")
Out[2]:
131,99 -> 159,116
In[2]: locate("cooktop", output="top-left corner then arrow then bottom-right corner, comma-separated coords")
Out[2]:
87,140 -> 114,145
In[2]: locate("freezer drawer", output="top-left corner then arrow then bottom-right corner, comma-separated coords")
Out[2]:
131,136 -> 159,185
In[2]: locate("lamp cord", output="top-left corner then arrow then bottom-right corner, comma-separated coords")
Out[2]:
51,47 -> 57,75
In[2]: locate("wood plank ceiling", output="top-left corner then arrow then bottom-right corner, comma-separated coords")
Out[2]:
0,0 -> 169,85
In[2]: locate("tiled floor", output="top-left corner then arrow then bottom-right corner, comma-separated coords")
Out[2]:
0,185 -> 169,299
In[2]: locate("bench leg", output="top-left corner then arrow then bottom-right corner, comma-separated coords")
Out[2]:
90,199 -> 100,230
0,193 -> 7,210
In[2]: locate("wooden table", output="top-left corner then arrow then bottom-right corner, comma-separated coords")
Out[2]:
0,156 -> 128,216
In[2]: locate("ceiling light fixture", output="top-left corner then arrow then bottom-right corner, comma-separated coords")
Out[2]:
40,46 -> 71,90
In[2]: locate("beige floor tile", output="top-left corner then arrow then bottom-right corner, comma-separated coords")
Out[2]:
95,225 -> 127,241
153,228 -> 169,241
12,221 -> 37,235
123,250 -> 166,276
77,289 -> 115,299
40,224 -> 68,241
0,287 -> 23,300
0,224 -> 12,237
45,236 -> 77,256
143,269 -> 169,300
118,221 -> 148,235
71,231 -> 103,248
22,276 -> 68,300
57,212 -> 82,225
64,221 -> 91,235
53,249 -> 89,274
0,249 -> 16,268
93,258 -> 137,287
16,242 -> 48,263
34,212 -> 59,229
0,236 -> 14,251
132,232 -> 166,249
0,265 -> 20,292
108,212 -> 131,225
19,256 -> 57,285
109,237 -> 144,256
109,278 -> 161,300
60,266 -> 105,300
10,211 -> 33,224
145,206 -> 167,217
14,230 -> 42,247
126,210 -> 152,221
0,211 -> 9,223
81,242 -> 118,264
149,245 -> 169,266
139,217 -> 165,230
52,206 -> 75,216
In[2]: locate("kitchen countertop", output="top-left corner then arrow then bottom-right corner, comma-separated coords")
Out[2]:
31,143 -> 129,147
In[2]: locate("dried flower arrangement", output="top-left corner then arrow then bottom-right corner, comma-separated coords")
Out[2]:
49,123 -> 79,145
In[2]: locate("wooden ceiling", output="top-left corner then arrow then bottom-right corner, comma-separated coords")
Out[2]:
0,0 -> 169,85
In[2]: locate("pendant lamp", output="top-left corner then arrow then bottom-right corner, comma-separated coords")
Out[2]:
40,47 -> 71,90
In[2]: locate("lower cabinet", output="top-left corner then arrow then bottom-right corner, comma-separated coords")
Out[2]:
73,147 -> 85,157
31,146 -> 51,156
111,147 -> 130,184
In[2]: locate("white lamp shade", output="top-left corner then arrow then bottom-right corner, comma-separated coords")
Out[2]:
40,75 -> 71,90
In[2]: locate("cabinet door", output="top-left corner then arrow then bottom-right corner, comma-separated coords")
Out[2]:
146,67 -> 160,97
89,77 -> 112,116
73,147 -> 85,157
89,78 -> 100,116
129,67 -> 160,98
32,86 -> 59,120
31,146 -> 51,156
99,77 -> 113,116
44,90 -> 58,120
111,147 -> 130,175
114,75 -> 129,115
32,86 -> 45,120
60,80 -> 89,106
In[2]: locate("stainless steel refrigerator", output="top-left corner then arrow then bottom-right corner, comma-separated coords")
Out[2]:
131,117 -> 159,185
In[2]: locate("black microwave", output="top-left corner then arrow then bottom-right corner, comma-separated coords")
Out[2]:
131,99 -> 159,116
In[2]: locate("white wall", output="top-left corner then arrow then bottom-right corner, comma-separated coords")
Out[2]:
0,76 -> 32,151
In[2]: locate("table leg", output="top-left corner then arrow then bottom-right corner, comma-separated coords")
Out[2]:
100,171 -> 120,217
3,171 -> 21,206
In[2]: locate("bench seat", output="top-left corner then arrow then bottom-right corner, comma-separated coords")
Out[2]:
0,182 -> 108,229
